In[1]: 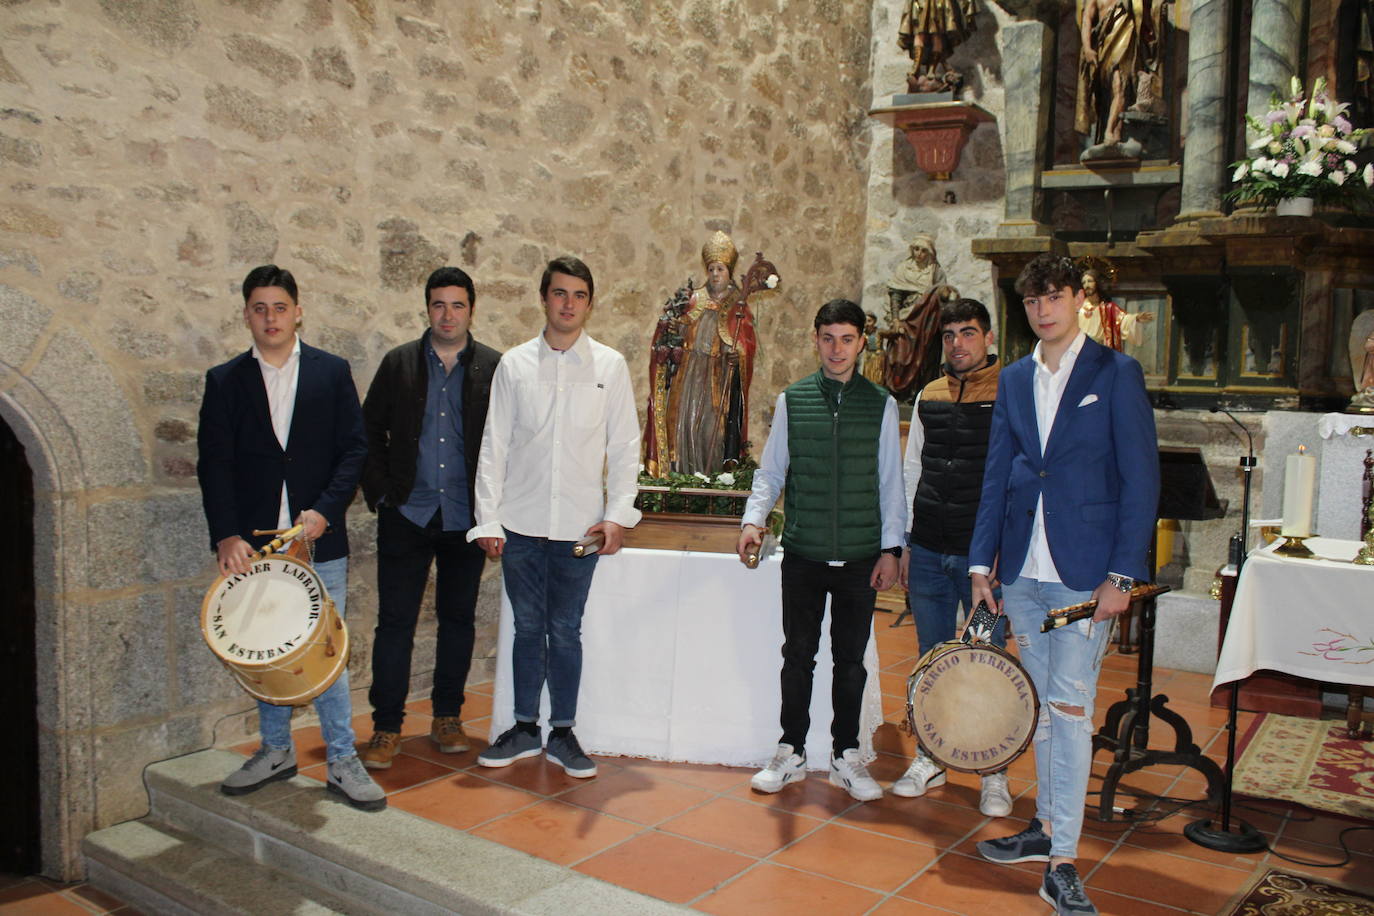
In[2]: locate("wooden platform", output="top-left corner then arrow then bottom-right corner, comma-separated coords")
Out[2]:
624,513 -> 745,554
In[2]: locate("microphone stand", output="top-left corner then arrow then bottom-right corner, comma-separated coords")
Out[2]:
1185,407 -> 1265,853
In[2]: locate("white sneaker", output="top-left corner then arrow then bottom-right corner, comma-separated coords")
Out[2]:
891,753 -> 946,798
828,748 -> 883,801
751,743 -> 806,793
979,770 -> 1013,817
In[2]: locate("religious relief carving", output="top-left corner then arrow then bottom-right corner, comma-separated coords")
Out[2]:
897,0 -> 980,93
882,234 -> 960,400
1075,0 -> 1170,161
642,232 -> 779,476
1075,257 -> 1155,351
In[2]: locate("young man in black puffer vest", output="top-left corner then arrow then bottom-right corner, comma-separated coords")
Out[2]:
738,299 -> 907,802
890,297 -> 1013,817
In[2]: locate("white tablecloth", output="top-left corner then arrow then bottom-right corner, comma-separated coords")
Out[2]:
1213,537 -> 1374,690
489,548 -> 883,768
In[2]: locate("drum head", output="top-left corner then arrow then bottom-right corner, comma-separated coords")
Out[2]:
907,642 -> 1039,774
201,555 -> 330,667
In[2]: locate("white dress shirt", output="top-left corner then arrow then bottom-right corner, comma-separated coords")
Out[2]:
742,388 -> 908,554
970,331 -> 1085,584
468,330 -> 642,542
252,337 -> 301,530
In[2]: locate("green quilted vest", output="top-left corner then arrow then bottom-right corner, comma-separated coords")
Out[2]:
782,371 -> 886,561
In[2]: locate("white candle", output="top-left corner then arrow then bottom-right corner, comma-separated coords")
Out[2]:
1280,447 -> 1316,537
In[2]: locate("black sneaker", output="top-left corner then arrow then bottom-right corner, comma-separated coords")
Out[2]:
1040,863 -> 1097,915
545,730 -> 597,778
975,817 -> 1052,864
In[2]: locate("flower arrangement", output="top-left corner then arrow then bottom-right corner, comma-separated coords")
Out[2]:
1227,76 -> 1372,208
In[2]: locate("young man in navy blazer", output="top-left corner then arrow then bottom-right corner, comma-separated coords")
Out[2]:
967,254 -> 1158,916
196,264 -> 383,811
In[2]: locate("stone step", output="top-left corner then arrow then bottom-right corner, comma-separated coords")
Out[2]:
85,748 -> 685,916
83,819 -> 360,915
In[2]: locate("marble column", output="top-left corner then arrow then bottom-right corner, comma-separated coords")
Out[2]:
1247,0 -> 1304,118
1178,0 -> 1231,219
997,20 -> 1054,236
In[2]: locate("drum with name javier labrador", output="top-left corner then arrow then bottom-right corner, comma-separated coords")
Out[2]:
905,640 -> 1039,775
200,552 -> 349,706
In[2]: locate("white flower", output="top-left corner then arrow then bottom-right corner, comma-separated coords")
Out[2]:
1346,160 -> 1357,173
715,471 -> 736,486
1251,157 -> 1273,173
693,471 -> 710,481
1335,139 -> 1357,154
1318,123 -> 1336,137
1272,161 -> 1291,178
1232,162 -> 1249,182
765,274 -> 779,289
1297,160 -> 1323,177
1331,169 -> 1347,186
1364,163 -> 1374,187
1250,133 -> 1272,150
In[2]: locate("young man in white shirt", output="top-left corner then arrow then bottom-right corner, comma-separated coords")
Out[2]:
197,264 -> 384,811
738,299 -> 907,801
468,256 -> 641,778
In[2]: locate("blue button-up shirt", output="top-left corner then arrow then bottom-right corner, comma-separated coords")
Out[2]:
399,344 -> 469,531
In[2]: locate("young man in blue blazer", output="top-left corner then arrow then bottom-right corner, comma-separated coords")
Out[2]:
968,254 -> 1158,915
197,264 -> 383,811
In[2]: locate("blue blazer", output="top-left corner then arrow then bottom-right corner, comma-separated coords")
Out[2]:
196,342 -> 367,564
968,336 -> 1159,591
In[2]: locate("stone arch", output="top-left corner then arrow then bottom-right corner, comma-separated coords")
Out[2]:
0,284 -> 152,879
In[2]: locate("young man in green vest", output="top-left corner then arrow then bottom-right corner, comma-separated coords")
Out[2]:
738,299 -> 907,801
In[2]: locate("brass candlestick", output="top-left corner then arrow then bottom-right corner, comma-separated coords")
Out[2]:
1274,533 -> 1317,559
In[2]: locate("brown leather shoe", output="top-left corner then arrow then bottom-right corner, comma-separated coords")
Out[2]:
430,717 -> 470,753
359,730 -> 401,770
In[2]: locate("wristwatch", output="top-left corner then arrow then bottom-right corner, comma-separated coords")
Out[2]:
883,546 -> 904,558
1106,572 -> 1135,593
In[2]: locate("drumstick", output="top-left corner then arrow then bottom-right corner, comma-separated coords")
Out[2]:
1039,583 -> 1170,632
572,533 -> 605,557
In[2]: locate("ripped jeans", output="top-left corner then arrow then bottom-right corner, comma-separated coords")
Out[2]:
1001,577 -> 1113,859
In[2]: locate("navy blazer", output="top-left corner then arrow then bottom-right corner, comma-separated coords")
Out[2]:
196,342 -> 367,564
968,336 -> 1159,591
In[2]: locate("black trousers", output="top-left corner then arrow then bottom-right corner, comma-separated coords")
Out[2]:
370,506 -> 485,732
778,553 -> 877,756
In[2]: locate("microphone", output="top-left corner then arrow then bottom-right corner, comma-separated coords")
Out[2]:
1209,406 -> 1254,460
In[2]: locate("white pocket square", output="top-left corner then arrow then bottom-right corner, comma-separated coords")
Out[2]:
1078,394 -> 1099,407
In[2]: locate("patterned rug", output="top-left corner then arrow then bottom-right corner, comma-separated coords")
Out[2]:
1229,869 -> 1374,915
1233,714 -> 1374,820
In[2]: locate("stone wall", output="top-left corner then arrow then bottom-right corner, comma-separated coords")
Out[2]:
0,0 -> 875,878
860,0 -> 1009,341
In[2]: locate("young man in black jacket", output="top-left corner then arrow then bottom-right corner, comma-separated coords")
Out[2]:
359,266 -> 502,767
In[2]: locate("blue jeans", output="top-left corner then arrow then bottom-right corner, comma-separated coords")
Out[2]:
258,556 -> 358,763
502,529 -> 600,727
907,543 -> 1006,658
1002,576 -> 1113,859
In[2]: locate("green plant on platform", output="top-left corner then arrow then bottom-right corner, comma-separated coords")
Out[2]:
1227,76 -> 1373,208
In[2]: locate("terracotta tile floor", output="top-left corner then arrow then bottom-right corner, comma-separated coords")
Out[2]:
64,619 -> 1373,916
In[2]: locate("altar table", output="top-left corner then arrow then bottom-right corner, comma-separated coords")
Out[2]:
489,547 -> 883,767
1213,538 -> 1374,695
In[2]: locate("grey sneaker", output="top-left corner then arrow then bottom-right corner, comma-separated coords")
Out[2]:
545,730 -> 597,778
1040,863 -> 1098,915
326,754 -> 387,811
478,724 -> 543,767
220,745 -> 296,796
976,817 -> 1052,864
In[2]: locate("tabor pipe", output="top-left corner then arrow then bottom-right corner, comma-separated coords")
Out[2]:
1040,583 -> 1169,632
572,533 -> 605,557
250,523 -> 305,561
